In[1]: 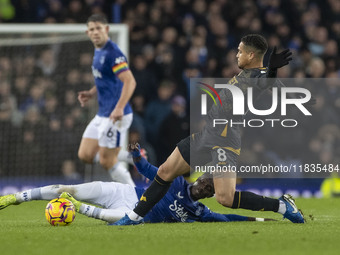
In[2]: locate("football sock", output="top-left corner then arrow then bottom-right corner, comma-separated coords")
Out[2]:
15,190 -> 33,202
131,174 -> 172,218
108,162 -> 135,186
79,204 -> 96,217
128,210 -> 143,221
93,153 -> 100,164
15,187 -> 46,202
277,200 -> 287,214
99,209 -> 126,222
118,150 -> 134,165
78,204 -> 127,223
15,185 -> 74,203
231,191 -> 279,212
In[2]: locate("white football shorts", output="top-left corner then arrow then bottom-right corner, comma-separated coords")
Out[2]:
82,113 -> 133,148
71,181 -> 139,211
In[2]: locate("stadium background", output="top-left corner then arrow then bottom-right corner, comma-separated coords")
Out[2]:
0,0 -> 339,196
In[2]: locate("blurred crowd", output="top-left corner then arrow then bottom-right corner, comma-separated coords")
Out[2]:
0,0 -> 339,180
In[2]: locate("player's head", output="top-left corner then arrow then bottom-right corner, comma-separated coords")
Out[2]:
86,14 -> 109,49
236,34 -> 268,69
190,173 -> 215,201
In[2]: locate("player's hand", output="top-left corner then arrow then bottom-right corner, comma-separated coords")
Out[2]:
268,47 -> 293,70
128,143 -> 141,156
110,107 -> 124,122
128,143 -> 142,162
78,91 -> 93,107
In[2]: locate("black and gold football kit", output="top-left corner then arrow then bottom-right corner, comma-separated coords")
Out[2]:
178,67 -> 272,168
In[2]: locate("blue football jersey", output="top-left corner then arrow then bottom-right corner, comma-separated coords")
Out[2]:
134,157 -> 249,223
144,176 -> 213,223
91,39 -> 132,117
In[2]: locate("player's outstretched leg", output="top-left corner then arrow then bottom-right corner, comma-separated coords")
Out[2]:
60,192 -> 81,212
279,194 -> 305,223
0,194 -> 17,210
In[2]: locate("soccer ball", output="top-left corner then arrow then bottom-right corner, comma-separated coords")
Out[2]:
45,198 -> 76,226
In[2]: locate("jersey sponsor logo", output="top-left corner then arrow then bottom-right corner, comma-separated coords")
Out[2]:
92,66 -> 102,79
169,200 -> 188,222
115,56 -> 126,64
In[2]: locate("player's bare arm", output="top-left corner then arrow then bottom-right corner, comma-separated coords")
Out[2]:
78,86 -> 97,107
110,70 -> 136,122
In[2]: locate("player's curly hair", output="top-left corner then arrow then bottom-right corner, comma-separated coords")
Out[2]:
86,14 -> 108,25
241,34 -> 268,56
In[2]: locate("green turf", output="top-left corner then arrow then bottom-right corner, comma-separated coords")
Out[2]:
0,198 -> 339,255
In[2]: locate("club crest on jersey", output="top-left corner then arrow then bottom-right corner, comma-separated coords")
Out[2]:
100,56 -> 105,65
115,56 -> 125,64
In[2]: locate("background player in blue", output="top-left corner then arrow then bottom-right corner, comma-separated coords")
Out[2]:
77,14 -> 136,186
0,144 -> 274,224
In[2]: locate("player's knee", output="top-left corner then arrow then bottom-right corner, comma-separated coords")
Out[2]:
215,189 -> 236,208
100,159 -> 112,170
99,156 -> 117,170
158,164 -> 176,182
78,150 -> 93,164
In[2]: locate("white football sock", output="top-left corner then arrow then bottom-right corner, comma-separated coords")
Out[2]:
278,200 -> 287,214
79,204 -> 96,217
128,210 -> 143,221
15,190 -> 33,203
255,218 -> 265,221
78,204 -> 128,223
15,185 -> 62,203
93,153 -> 100,164
118,150 -> 134,165
109,163 -> 135,186
99,208 -> 127,223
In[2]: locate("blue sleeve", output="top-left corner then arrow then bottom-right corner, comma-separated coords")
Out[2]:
134,158 -> 158,180
200,210 -> 249,222
110,43 -> 129,76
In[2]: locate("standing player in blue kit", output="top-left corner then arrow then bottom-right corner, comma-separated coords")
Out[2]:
77,14 -> 136,186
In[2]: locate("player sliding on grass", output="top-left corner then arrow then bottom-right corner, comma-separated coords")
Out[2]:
114,34 -> 309,225
0,144 -> 275,223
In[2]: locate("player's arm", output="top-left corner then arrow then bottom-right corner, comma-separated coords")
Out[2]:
199,211 -> 276,222
129,143 -> 157,180
110,70 -> 136,121
78,86 -> 97,107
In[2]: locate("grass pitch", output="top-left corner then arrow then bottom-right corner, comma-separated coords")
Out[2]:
0,197 -> 339,255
